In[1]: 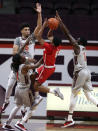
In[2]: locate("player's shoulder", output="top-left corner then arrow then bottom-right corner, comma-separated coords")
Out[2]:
14,36 -> 21,42
15,36 -> 21,40
14,37 -> 21,45
44,42 -> 50,47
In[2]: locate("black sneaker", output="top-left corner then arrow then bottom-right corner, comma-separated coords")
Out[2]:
1,102 -> 9,113
2,123 -> 14,130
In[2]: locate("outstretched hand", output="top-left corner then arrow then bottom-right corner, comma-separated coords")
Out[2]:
35,3 -> 41,13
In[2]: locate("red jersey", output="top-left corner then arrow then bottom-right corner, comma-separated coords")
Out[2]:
43,42 -> 60,66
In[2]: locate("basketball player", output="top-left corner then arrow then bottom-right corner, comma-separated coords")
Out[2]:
2,54 -> 43,131
15,20 -> 64,126
1,3 -> 42,112
33,19 -> 64,99
56,11 -> 98,128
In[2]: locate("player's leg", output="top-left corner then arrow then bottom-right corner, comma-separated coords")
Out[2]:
83,69 -> 98,106
15,107 -> 33,131
34,66 -> 64,100
30,72 -> 43,106
5,71 -> 16,102
34,81 -> 64,100
1,70 -> 16,112
15,90 -> 34,131
2,105 -> 21,130
62,90 -> 78,128
33,81 -> 48,106
16,91 -> 44,128
84,90 -> 98,106
62,70 -> 86,128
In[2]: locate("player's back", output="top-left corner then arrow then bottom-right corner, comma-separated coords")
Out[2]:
43,43 -> 60,66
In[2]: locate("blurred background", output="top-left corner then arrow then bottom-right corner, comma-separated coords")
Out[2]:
0,0 -> 98,40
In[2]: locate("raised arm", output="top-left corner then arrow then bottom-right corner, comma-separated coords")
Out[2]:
56,11 -> 80,54
14,3 -> 42,55
35,19 -> 48,45
33,3 -> 42,37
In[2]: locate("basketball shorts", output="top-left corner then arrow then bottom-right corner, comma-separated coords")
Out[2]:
15,87 -> 34,107
72,68 -> 93,93
36,65 -> 55,84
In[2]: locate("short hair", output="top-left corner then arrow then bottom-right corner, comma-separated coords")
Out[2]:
78,37 -> 87,46
53,37 -> 62,47
11,54 -> 22,72
20,23 -> 30,31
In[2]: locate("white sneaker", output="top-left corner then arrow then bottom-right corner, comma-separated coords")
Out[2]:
32,95 -> 43,107
61,120 -> 75,128
54,88 -> 64,100
2,123 -> 14,130
15,121 -> 27,131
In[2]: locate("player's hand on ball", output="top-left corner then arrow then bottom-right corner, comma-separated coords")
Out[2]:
48,17 -> 59,30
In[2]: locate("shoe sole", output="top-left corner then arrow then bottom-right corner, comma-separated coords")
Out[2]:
2,126 -> 15,131
15,124 -> 27,131
61,122 -> 75,128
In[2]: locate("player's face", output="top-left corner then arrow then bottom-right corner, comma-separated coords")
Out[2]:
21,27 -> 30,38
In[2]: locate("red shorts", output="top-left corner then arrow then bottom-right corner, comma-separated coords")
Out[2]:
36,65 -> 55,84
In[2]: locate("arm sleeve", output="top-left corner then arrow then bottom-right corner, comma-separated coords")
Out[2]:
14,37 -> 20,46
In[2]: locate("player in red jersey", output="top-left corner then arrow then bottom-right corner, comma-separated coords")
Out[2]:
34,19 -> 64,99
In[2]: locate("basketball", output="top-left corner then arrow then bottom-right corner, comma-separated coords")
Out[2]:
48,18 -> 59,30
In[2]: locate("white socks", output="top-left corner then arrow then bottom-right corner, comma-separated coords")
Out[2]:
68,113 -> 73,121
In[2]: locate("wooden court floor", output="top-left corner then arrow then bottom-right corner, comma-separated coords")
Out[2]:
0,119 -> 98,131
